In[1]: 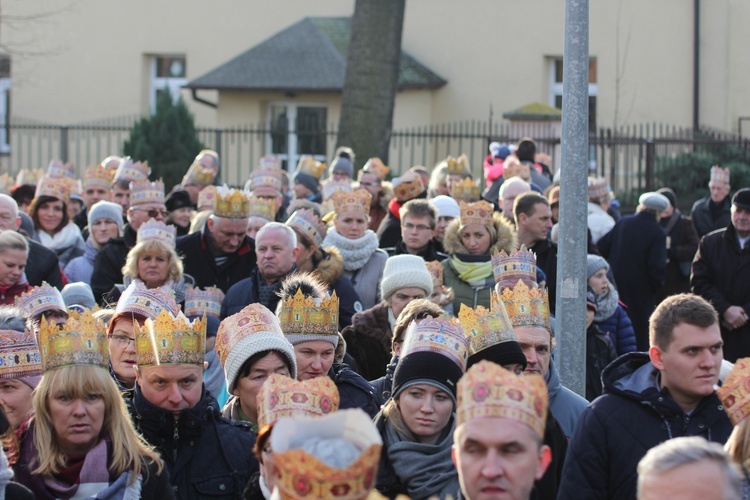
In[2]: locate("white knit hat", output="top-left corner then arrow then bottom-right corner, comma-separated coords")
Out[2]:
380,255 -> 434,301
431,195 -> 460,219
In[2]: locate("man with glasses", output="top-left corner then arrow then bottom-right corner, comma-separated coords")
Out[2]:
384,199 -> 447,262
92,180 -> 167,303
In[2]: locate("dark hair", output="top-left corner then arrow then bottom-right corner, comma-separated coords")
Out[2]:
234,350 -> 292,391
391,299 -> 443,353
513,192 -> 549,221
29,195 -> 69,235
10,184 -> 36,207
400,199 -> 437,229
515,137 -> 537,162
111,179 -> 130,190
649,294 -> 719,350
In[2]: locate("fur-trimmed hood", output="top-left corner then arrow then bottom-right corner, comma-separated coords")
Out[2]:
314,245 -> 345,285
442,211 -> 517,256
379,182 -> 394,211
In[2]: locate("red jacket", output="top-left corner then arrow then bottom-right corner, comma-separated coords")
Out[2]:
0,281 -> 32,306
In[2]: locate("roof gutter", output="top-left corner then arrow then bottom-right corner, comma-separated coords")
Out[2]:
190,88 -> 217,109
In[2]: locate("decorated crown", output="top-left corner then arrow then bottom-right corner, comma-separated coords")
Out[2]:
587,177 -> 609,201
446,154 -> 470,176
38,308 -> 108,371
295,156 -> 326,180
259,155 -> 283,170
286,209 -> 326,248
185,286 -> 225,319
392,172 -> 424,202
331,188 -> 371,216
425,260 -> 444,288
499,279 -> 551,332
710,165 -> 730,186
401,317 -> 469,372
502,157 -> 530,180
0,173 -> 14,194
47,160 -> 76,179
248,168 -> 282,193
248,195 -> 277,221
257,373 -> 339,429
35,175 -> 71,204
457,360 -> 548,437
198,185 -> 218,211
99,155 -> 123,170
114,281 -> 181,320
16,282 -> 67,319
183,162 -> 217,187
134,309 -> 206,366
0,330 -> 42,380
362,157 -> 389,180
450,177 -> 481,202
279,289 -> 339,336
129,180 -> 165,206
114,157 -> 150,183
718,358 -> 750,425
491,246 -> 537,289
214,185 -> 251,219
459,200 -> 494,227
84,164 -> 115,189
322,179 -> 353,201
458,303 -> 518,357
137,218 -> 176,248
271,409 -> 382,500
216,303 -> 284,365
16,168 -> 44,186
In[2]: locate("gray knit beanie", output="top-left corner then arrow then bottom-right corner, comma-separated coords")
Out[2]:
380,255 -> 434,301
586,254 -> 610,280
329,156 -> 354,179
88,200 -> 124,235
61,282 -> 96,308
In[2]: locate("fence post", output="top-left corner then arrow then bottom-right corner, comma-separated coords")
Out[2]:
645,139 -> 655,191
214,129 -> 223,160
60,126 -> 69,163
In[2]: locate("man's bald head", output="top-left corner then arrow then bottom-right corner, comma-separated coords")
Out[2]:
0,194 -> 20,231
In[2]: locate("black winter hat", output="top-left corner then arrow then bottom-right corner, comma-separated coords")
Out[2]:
165,189 -> 192,212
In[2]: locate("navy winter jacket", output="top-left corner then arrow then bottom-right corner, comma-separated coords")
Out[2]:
594,303 -> 637,355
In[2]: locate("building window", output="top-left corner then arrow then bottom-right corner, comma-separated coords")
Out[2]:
549,57 -> 597,134
0,55 -> 11,154
150,55 -> 186,114
268,103 -> 327,170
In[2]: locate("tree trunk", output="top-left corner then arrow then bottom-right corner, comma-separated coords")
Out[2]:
336,0 -> 405,169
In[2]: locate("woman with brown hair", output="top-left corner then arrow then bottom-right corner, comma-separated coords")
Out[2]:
29,176 -> 85,268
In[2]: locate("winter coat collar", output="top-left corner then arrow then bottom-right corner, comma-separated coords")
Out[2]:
442,211 -> 517,256
315,245 -> 345,285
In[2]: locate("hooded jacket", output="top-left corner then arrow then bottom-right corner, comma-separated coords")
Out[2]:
558,352 -> 732,500
441,213 -> 517,311
546,359 -> 588,439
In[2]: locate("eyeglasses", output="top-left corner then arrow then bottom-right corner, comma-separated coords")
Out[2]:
403,223 -> 432,232
132,208 -> 169,218
109,334 -> 136,347
359,181 -> 381,187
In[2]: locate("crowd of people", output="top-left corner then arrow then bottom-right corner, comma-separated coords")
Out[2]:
0,138 -> 748,499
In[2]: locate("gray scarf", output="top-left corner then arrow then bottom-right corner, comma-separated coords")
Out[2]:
384,417 -> 459,499
322,228 -> 380,271
594,282 -> 620,322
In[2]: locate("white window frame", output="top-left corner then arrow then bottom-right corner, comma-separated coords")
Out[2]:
267,102 -> 328,169
548,58 -> 597,109
0,78 -> 10,154
149,56 -> 186,114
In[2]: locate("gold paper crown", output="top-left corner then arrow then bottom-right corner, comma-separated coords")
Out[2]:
710,165 -> 730,186
248,168 -> 283,193
587,177 -> 609,201
134,309 -> 206,366
114,281 -> 181,319
38,308 -> 108,372
47,160 -> 76,179
459,200 -> 494,227
16,168 -> 44,186
331,188 -> 371,216
362,157 -> 389,181
499,279 -> 551,332
35,175 -> 71,204
114,158 -> 150,183
16,282 -> 67,319
259,155 -> 283,170
458,303 -> 518,357
502,157 -> 530,181
248,195 -> 277,221
84,164 -> 115,189
137,218 -> 176,248
257,373 -> 339,429
446,154 -> 470,176
296,156 -> 326,180
184,286 -> 225,318
400,317 -> 469,372
0,173 -> 14,194
718,357 -> 750,425
279,289 -> 339,337
322,179 -> 353,200
392,172 -> 424,202
425,260 -> 444,287
129,180 -> 165,206
456,360 -> 548,437
0,330 -> 43,380
450,177 -> 481,202
491,246 -> 537,288
214,185 -> 251,219
198,185 -> 218,211
183,162 -> 217,187
286,209 -> 326,248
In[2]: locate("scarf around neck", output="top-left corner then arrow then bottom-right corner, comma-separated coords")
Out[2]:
594,282 -> 620,322
322,228 -> 380,271
38,222 -> 83,252
449,254 -> 494,288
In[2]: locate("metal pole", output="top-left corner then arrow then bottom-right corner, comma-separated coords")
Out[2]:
556,0 -> 589,397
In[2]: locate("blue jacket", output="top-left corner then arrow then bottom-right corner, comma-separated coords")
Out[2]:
330,363 -> 379,418
595,303 -> 637,355
546,359 -> 588,439
558,352 -> 732,500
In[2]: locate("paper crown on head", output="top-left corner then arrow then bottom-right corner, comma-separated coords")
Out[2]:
134,309 -> 206,366
331,188 -> 371,216
35,175 -> 71,204
183,162 -> 217,187
710,165 -> 730,186
718,357 -> 750,425
587,177 -> 610,201
502,157 -> 530,180
286,209 -> 327,248
257,373 -> 339,429
129,180 -> 165,206
279,289 -> 339,337
459,200 -> 494,227
38,308 -> 109,372
184,286 -> 224,318
499,279 -> 551,332
425,260 -> 444,288
114,157 -> 150,183
271,409 -> 382,500
457,360 -> 548,437
0,173 -> 14,194
491,246 -> 537,289
458,303 -> 518,357
47,160 -> 76,179
259,155 -> 283,170
399,317 -> 470,373
214,185 -> 251,219
450,177 -> 481,202
16,169 -> 44,186
137,218 -> 176,248
198,185 -> 218,211
114,281 -> 181,320
392,172 -> 424,202
248,168 -> 283,193
16,282 -> 67,319
362,157 -> 389,180
295,156 -> 326,180
446,154 -> 470,176
100,155 -> 123,170
248,196 -> 276,221
322,179 -> 353,201
0,330 -> 43,380
84,164 -> 115,189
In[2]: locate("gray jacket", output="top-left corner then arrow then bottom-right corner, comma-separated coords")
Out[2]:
547,359 -> 589,439
343,249 -> 388,311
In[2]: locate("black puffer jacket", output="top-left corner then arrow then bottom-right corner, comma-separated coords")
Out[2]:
91,224 -> 137,303
558,352 -> 732,500
329,363 -> 379,418
129,384 -> 258,499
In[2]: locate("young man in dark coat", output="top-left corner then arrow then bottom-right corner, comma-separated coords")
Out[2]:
558,294 -> 732,500
377,171 -> 427,249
